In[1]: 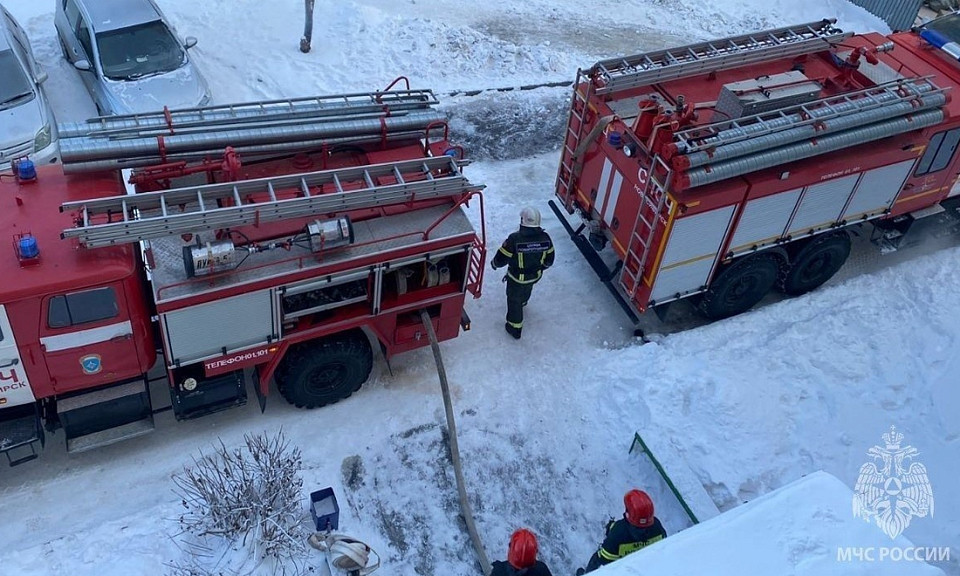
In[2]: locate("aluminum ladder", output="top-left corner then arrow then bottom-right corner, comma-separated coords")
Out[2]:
61,156 -> 481,248
618,154 -> 673,300
554,69 -> 595,211
590,19 -> 851,94
58,89 -> 440,139
671,76 -> 946,155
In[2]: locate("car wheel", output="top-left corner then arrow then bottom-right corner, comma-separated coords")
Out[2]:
275,330 -> 373,409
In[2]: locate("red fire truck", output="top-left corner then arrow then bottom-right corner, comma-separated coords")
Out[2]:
0,82 -> 485,465
550,18 -> 960,325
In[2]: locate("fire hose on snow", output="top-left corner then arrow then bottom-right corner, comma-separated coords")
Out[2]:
308,531 -> 381,575
420,309 -> 493,576
306,311 -> 491,575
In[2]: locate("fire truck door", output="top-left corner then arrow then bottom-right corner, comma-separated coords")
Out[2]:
0,305 -> 35,407
39,284 -> 143,394
904,127 -> 960,200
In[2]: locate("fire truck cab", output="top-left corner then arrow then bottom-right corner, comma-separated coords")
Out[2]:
552,18 -> 960,324
0,84 -> 485,464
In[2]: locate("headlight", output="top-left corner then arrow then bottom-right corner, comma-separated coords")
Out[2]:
34,124 -> 52,152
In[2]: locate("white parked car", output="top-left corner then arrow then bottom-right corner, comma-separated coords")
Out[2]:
0,4 -> 58,166
54,0 -> 211,115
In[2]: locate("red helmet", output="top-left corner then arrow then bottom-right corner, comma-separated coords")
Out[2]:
508,528 -> 538,569
624,489 -> 655,528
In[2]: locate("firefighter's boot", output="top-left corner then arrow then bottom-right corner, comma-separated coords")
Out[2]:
504,322 -> 522,339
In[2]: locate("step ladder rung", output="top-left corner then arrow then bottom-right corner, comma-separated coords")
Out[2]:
590,19 -> 849,94
672,76 -> 944,154
62,157 -> 479,247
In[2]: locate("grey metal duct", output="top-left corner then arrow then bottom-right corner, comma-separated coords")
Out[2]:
59,111 -> 445,172
677,92 -> 946,169
62,130 -> 431,173
58,90 -> 438,139
680,109 -> 943,189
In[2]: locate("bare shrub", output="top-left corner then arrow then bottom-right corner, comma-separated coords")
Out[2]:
169,430 -> 306,575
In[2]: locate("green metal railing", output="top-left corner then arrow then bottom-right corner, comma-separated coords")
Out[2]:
630,432 -> 700,525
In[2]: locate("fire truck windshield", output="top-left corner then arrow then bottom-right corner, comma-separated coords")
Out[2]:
922,13 -> 960,44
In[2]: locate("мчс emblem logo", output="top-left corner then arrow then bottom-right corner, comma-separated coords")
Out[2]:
853,426 -> 934,539
80,354 -> 103,375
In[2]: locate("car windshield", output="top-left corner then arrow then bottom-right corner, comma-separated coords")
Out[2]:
96,20 -> 185,80
923,13 -> 960,44
0,49 -> 34,108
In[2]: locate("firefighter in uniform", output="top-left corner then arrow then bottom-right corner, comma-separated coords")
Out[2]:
578,490 -> 667,574
491,207 -> 555,339
490,528 -> 554,576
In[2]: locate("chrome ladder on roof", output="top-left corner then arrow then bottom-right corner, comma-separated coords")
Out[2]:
590,19 -> 851,94
669,76 -> 946,156
60,156 -> 482,248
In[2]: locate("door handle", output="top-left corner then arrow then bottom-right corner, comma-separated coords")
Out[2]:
110,333 -> 133,342
0,358 -> 19,368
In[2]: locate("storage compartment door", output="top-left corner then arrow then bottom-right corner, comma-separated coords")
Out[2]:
650,205 -> 736,303
841,159 -> 914,221
164,290 -> 276,365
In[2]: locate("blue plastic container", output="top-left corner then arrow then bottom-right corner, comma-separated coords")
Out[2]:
310,487 -> 340,531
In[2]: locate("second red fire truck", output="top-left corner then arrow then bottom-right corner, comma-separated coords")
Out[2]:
551,17 -> 960,324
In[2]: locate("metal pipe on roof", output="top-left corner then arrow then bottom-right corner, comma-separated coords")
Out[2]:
677,109 -> 944,190
60,130 -> 431,173
57,91 -> 437,138
676,93 -> 946,170
59,111 -> 445,169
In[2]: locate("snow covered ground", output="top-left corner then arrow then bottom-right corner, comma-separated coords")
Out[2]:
1,0 -> 958,575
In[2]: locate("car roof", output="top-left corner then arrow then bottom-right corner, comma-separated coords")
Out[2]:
80,0 -> 163,33
0,8 -> 16,52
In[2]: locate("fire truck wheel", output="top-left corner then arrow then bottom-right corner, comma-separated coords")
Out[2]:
275,331 -> 373,409
779,232 -> 851,296
698,253 -> 780,320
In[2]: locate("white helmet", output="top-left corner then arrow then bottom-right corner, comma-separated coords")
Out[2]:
520,206 -> 541,228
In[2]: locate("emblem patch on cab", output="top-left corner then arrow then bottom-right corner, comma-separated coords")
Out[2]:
80,354 -> 102,375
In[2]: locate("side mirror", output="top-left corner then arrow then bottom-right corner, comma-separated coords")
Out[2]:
74,59 -> 91,71
35,71 -> 48,84
184,36 -> 197,50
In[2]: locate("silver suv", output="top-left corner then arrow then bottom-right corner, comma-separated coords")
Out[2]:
0,4 -> 58,166
54,0 -> 211,115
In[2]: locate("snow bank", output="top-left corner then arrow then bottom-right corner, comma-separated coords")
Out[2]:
595,471 -> 945,576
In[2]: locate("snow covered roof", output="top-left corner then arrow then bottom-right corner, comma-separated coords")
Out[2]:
594,471 -> 945,576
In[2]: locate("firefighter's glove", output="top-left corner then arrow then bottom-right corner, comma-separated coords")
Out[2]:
490,260 -> 498,270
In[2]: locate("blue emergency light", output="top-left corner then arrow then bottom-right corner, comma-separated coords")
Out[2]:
18,235 -> 39,259
920,28 -> 960,61
15,158 -> 37,182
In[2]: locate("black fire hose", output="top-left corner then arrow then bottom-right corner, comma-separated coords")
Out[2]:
419,309 -> 492,575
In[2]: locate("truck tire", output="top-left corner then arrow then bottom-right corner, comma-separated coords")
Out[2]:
275,330 -> 373,409
779,232 -> 851,296
698,253 -> 780,319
